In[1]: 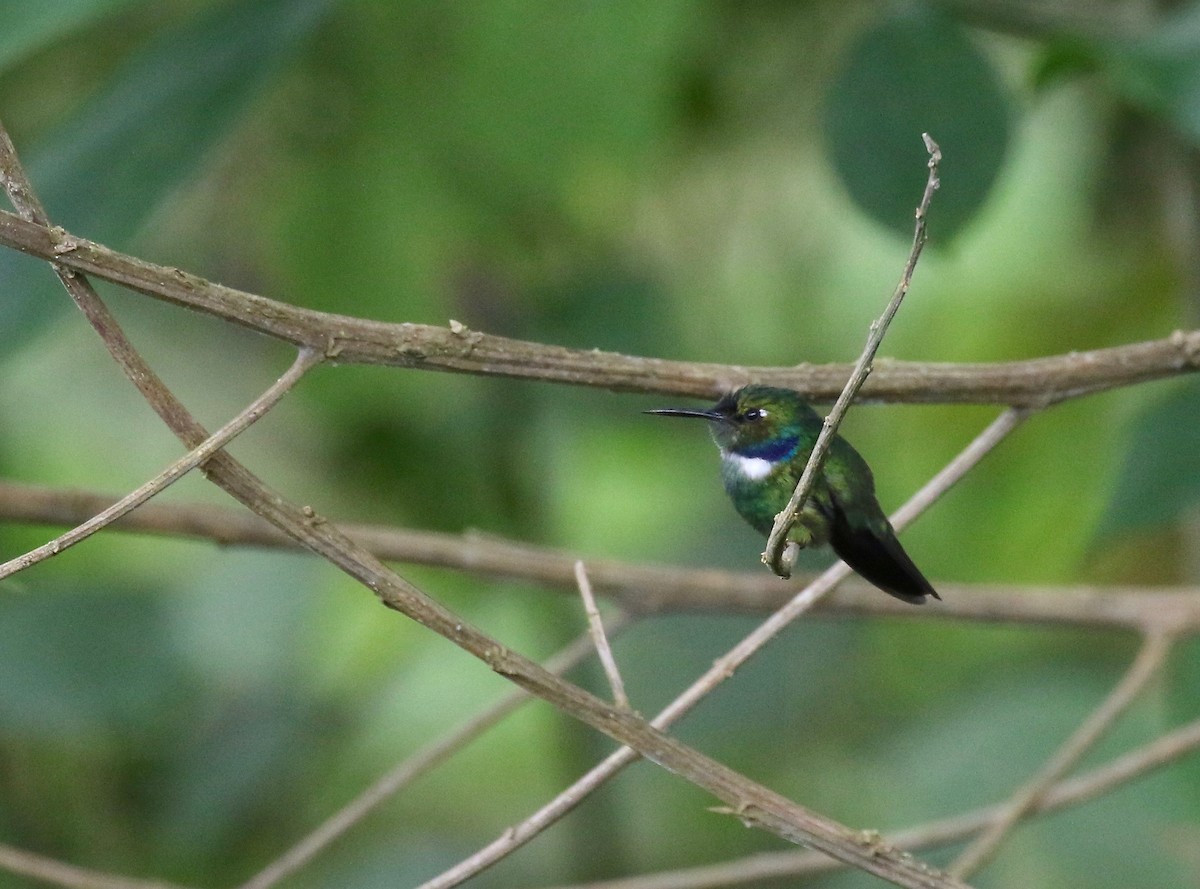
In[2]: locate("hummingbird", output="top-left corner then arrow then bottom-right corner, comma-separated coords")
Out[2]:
646,385 -> 938,604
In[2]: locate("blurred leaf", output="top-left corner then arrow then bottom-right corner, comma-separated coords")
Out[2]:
0,0 -> 139,68
860,656 -> 1191,887
823,7 -> 1010,239
0,0 -> 334,348
525,266 -> 671,354
273,1 -> 698,320
0,587 -> 191,737
1032,37 -> 1104,91
1166,636 -> 1200,802
156,690 -> 340,876
28,0 -> 333,236
1095,378 -> 1200,540
408,0 -> 696,206
1103,2 -> 1200,144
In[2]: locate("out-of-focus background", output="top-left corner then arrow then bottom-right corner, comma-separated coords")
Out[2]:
1,2 -> 1199,887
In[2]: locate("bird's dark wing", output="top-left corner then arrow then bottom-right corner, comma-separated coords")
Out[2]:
825,499 -> 938,605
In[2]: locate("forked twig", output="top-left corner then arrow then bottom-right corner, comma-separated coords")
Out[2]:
763,133 -> 942,576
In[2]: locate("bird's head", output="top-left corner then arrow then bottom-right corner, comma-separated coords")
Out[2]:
646,385 -> 817,460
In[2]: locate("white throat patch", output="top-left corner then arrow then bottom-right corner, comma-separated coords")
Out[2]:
723,452 -> 776,481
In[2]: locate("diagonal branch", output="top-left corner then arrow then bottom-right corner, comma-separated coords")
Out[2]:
0,209 -> 1198,404
0,842 -> 195,889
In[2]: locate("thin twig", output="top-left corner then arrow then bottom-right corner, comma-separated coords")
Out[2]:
0,842 -> 195,889
763,133 -> 942,575
545,715 -> 1200,889
574,561 -> 630,709
0,118 -> 971,889
236,617 -> 630,889
418,408 -> 1025,889
3,477 -> 1199,634
0,348 -> 321,582
0,210 -> 1198,405
948,630 -> 1174,878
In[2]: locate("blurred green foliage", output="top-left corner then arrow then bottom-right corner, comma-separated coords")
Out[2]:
825,6 -> 1009,239
1,1 -> 1199,887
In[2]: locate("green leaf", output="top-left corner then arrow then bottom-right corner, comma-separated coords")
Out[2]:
1096,377 -> 1200,539
823,7 -> 1010,240
0,0 -> 334,347
273,0 -> 698,321
1103,3 -> 1200,144
0,0 -> 139,68
1166,636 -> 1200,809
0,588 -> 189,737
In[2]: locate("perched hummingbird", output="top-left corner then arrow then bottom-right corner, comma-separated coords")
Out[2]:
646,385 -> 938,604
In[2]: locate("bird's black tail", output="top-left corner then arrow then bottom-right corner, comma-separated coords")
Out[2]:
827,510 -> 939,605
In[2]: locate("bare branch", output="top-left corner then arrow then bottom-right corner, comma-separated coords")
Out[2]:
0,842 -> 194,889
5,478 -> 1200,634
764,134 -> 941,576
1,110 -> 1194,889
0,209 -> 1197,404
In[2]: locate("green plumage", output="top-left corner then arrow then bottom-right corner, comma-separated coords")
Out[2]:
647,385 -> 938,605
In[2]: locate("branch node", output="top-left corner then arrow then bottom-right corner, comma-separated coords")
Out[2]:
708,801 -> 763,829
50,225 -> 81,255
483,644 -> 521,677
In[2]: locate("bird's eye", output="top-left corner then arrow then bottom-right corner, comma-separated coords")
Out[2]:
740,408 -> 766,422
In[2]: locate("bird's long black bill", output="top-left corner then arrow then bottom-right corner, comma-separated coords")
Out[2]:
643,408 -> 724,421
